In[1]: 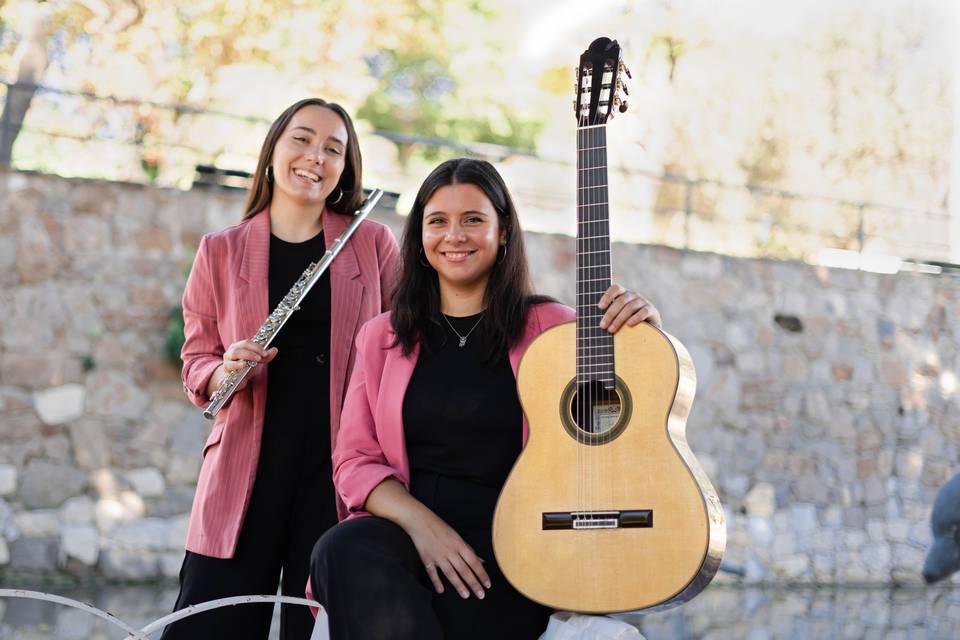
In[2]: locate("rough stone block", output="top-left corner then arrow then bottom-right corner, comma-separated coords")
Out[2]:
14,510 -> 61,537
124,467 -> 166,498
105,517 -> 171,552
60,524 -> 99,566
18,460 -> 88,509
16,213 -> 57,283
86,370 -> 150,420
69,419 -> 112,470
33,384 -> 86,425
0,351 -> 83,388
9,536 -> 58,571
61,496 -> 95,524
95,492 -> 145,532
99,548 -> 159,579
744,482 -> 776,517
0,464 -> 17,495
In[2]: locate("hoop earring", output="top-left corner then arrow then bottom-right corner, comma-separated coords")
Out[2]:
497,244 -> 507,264
265,165 -> 273,182
419,247 -> 431,268
328,188 -> 343,205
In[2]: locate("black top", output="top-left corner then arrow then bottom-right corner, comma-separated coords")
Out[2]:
263,230 -> 331,466
402,313 -> 523,490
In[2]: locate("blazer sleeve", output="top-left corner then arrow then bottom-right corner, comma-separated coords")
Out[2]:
180,235 -> 225,408
333,320 -> 402,513
376,223 -> 401,310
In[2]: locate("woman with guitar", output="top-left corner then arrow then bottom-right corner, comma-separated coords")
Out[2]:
308,158 -> 660,639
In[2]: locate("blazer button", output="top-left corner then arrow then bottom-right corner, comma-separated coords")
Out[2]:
315,354 -> 326,365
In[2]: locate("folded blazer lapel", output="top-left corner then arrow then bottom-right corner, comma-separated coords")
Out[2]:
237,209 -> 271,340
325,211 -> 365,429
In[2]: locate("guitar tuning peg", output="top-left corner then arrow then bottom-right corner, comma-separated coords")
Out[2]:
619,100 -> 628,113
622,84 -> 629,96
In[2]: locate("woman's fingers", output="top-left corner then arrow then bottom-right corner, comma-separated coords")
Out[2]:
425,562 -> 445,594
461,548 -> 491,590
438,558 -> 474,599
596,283 -> 626,311
448,554 -> 486,598
627,303 -> 662,329
597,284 -> 663,332
599,290 -> 638,332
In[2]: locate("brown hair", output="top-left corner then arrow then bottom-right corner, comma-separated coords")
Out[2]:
242,98 -> 363,220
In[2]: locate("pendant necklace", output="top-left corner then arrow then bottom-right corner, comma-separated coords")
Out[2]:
442,313 -> 483,348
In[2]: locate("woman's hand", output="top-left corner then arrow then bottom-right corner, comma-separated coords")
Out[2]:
406,509 -> 491,600
206,340 -> 279,397
597,284 -> 662,332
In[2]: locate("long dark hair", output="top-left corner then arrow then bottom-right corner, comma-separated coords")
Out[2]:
391,158 -> 550,358
242,98 -> 363,220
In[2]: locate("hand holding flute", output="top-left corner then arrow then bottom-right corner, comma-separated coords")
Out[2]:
206,341 -> 279,398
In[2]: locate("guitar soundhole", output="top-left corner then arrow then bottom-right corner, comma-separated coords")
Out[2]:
560,377 -> 631,445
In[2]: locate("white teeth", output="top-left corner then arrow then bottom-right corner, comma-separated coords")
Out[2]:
444,251 -> 472,258
293,168 -> 320,183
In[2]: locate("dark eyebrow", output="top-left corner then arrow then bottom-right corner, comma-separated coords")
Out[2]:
290,127 -> 345,146
424,209 -> 488,217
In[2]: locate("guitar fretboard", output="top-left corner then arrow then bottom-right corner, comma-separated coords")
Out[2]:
576,123 -> 614,389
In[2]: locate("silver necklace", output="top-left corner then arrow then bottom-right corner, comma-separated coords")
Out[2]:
441,313 -> 483,348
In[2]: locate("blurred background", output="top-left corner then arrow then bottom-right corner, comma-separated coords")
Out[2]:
0,0 -> 959,638
2,0 -> 957,264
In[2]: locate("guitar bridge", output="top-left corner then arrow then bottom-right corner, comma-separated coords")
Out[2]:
542,510 -> 653,530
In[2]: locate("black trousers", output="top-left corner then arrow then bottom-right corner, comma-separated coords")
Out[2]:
310,473 -> 551,640
161,420 -> 338,640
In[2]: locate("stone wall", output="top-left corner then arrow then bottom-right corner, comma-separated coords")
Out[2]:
0,170 -> 957,584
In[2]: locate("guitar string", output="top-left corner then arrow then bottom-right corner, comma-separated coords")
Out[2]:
576,110 -> 583,528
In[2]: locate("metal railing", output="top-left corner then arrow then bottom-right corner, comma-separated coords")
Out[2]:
0,589 -> 328,638
1,79 -> 954,268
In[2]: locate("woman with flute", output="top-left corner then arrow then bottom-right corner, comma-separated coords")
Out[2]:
308,158 -> 661,639
162,98 -> 400,640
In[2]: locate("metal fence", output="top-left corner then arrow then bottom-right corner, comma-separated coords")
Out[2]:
1,79 -> 954,270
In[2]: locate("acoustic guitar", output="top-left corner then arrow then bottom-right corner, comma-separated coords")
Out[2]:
492,37 -> 726,614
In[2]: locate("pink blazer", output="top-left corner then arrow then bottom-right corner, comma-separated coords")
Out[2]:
180,208 -> 400,558
333,301 -> 575,517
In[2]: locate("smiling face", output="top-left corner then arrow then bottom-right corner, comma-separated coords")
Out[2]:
269,104 -> 348,210
422,183 -> 506,300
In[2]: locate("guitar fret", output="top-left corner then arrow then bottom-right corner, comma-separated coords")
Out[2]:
577,202 -> 609,207
578,165 -> 607,171
577,184 -> 608,189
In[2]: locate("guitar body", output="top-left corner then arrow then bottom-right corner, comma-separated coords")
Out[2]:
492,320 -> 726,613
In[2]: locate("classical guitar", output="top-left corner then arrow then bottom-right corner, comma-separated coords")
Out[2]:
492,37 -> 726,614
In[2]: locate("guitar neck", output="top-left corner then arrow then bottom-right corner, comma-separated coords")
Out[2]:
576,122 -> 614,388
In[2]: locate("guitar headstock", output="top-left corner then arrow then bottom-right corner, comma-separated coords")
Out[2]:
574,37 -> 630,126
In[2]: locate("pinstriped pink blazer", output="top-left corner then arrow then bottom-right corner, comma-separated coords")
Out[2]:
333,302 -> 576,518
180,208 -> 400,558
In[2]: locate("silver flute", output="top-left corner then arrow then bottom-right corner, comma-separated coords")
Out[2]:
203,189 -> 384,420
